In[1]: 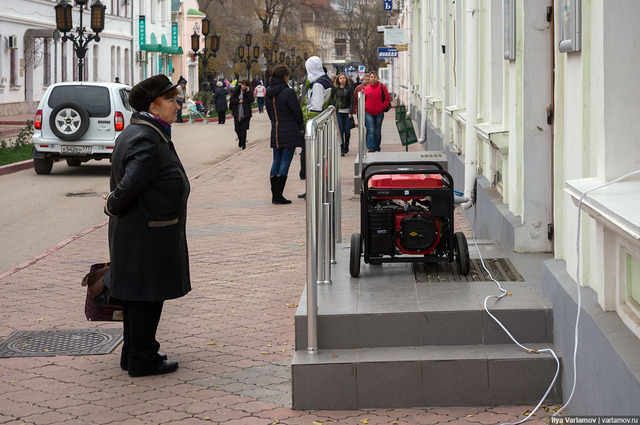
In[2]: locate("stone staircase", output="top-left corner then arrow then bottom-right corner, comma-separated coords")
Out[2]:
291,243 -> 561,410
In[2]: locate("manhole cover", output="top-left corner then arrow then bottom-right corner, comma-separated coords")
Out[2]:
0,328 -> 123,358
414,257 -> 524,283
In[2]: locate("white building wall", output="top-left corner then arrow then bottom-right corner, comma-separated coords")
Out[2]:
0,0 -> 133,115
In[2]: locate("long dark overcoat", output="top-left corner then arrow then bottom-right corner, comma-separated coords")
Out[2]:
265,78 -> 304,149
105,113 -> 191,302
229,86 -> 254,130
212,86 -> 229,113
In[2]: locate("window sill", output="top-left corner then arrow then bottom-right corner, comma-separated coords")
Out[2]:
444,105 -> 465,122
426,97 -> 442,110
475,122 -> 509,155
10,85 -> 21,91
565,177 -> 640,242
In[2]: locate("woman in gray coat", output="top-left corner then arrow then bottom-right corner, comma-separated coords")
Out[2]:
104,74 -> 191,377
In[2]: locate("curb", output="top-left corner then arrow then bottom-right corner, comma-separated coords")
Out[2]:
0,159 -> 33,176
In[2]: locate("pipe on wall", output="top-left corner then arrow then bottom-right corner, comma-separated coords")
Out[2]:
462,0 -> 478,208
418,0 -> 429,143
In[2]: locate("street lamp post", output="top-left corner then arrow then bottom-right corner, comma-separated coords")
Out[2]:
55,0 -> 105,82
237,32 -> 259,81
191,16 -> 220,89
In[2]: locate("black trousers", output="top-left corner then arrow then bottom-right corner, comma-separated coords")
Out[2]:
176,101 -> 184,122
234,117 -> 249,148
217,111 -> 226,124
121,300 -> 164,373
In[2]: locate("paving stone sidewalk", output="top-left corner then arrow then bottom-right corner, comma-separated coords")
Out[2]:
0,114 -> 551,424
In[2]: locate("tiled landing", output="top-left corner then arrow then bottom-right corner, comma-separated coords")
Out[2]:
292,240 -> 561,409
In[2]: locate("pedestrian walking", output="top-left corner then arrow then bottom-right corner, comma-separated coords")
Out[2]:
332,72 -> 354,156
103,74 -> 191,377
229,79 -> 254,150
175,76 -> 187,123
254,81 -> 266,113
265,65 -> 304,204
297,56 -> 334,198
212,81 -> 229,124
363,71 -> 390,152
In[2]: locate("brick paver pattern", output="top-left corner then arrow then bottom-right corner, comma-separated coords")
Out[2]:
0,114 -> 553,424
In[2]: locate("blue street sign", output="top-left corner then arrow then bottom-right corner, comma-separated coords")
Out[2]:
377,47 -> 398,59
383,0 -> 392,11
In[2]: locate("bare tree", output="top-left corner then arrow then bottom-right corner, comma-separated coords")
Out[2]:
327,0 -> 387,70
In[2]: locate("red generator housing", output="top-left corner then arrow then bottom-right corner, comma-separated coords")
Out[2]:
350,161 -> 470,277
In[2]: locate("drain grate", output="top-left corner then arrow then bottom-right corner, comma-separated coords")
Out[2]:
414,257 -> 524,283
0,328 -> 123,358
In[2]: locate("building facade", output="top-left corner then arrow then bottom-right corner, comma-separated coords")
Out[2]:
395,0 -> 640,414
0,0 -> 201,116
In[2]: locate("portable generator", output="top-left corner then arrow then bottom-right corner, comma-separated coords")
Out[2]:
350,161 -> 470,277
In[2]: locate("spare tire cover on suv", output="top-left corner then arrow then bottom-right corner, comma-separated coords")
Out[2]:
49,102 -> 90,141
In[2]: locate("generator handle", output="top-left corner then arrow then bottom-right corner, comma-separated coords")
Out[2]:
361,160 -> 444,180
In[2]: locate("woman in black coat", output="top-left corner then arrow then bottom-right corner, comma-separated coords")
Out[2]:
228,79 -> 254,149
265,65 -> 304,204
104,74 -> 190,377
211,81 -> 229,124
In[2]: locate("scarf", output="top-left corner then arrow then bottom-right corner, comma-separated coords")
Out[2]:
141,111 -> 171,138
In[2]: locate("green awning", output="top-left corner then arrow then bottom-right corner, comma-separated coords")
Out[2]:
140,44 -> 163,52
162,46 -> 183,54
187,8 -> 205,16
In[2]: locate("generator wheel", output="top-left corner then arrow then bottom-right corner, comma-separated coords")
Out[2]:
350,233 -> 362,277
454,232 -> 471,275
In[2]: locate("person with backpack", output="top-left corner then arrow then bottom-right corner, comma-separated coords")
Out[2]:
297,56 -> 334,199
363,71 -> 391,152
265,65 -> 304,204
332,72 -> 354,156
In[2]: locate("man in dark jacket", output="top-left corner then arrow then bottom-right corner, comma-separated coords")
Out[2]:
104,74 -> 191,377
265,65 -> 304,204
229,80 -> 254,149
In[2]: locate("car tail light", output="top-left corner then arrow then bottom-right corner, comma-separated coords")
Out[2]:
115,112 -> 125,131
35,110 -> 42,130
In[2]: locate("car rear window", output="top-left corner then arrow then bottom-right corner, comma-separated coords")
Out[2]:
119,89 -> 132,111
48,85 -> 111,117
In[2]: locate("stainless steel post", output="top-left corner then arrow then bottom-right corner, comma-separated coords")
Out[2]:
333,114 -> 342,244
304,124 -> 318,354
358,91 -> 366,179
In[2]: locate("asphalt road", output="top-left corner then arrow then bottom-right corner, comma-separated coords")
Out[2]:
0,112 -> 272,274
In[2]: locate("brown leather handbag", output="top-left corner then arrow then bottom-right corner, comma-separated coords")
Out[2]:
81,262 -> 123,321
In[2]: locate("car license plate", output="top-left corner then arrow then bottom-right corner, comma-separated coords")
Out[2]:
61,145 -> 91,154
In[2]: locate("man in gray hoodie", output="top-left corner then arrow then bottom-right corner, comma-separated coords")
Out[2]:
298,56 -> 334,198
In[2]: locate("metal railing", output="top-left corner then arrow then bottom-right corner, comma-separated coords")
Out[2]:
357,90 -> 367,178
304,105 -> 342,354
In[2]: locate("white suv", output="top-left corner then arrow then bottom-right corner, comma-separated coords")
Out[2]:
32,82 -> 133,174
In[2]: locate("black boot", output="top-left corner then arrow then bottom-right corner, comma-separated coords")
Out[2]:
344,139 -> 349,155
273,175 -> 292,204
270,176 -> 277,204
340,143 -> 345,157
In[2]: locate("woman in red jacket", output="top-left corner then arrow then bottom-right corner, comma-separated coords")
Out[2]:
363,71 -> 391,152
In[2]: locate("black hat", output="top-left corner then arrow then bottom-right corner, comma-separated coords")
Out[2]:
129,74 -> 178,112
178,76 -> 187,84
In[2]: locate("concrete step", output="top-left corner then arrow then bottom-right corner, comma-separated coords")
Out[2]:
291,343 -> 562,409
295,245 -> 553,351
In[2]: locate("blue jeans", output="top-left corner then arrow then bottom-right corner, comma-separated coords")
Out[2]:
270,147 -> 296,176
336,112 -> 351,145
365,113 -> 384,151
257,97 -> 265,113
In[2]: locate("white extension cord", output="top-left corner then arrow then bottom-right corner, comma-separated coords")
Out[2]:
471,169 -> 640,424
